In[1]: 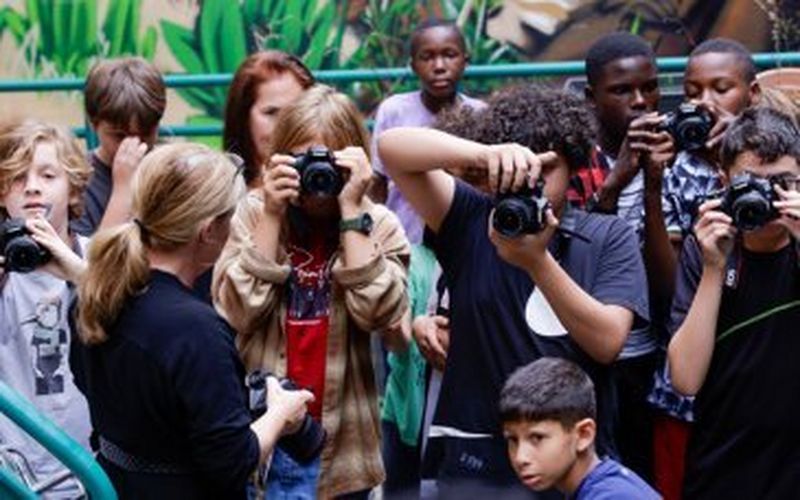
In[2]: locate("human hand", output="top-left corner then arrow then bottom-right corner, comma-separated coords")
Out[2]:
111,137 -> 148,185
694,199 -> 737,270
692,101 -> 736,151
488,208 -> 559,270
262,154 -> 301,217
626,113 -> 675,186
335,147 -> 372,217
477,144 -> 558,194
266,376 -> 314,436
774,183 -> 800,240
413,315 -> 449,371
25,216 -> 85,283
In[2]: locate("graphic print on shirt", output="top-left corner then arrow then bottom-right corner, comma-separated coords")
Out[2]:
525,287 -> 567,337
285,240 -> 334,420
23,296 -> 67,395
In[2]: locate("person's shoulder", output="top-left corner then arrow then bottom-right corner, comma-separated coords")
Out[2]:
578,459 -> 660,499
459,93 -> 486,110
377,91 -> 421,112
573,209 -> 632,240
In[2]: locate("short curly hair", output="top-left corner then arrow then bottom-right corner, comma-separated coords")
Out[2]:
435,85 -> 597,172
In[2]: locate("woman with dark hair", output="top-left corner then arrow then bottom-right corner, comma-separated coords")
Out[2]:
223,51 -> 315,188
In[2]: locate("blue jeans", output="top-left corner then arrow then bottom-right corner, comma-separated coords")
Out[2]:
264,447 -> 321,500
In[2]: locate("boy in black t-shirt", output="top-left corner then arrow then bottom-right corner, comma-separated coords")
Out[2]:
501,357 -> 658,499
379,86 -> 649,498
73,57 -> 166,236
668,107 -> 800,498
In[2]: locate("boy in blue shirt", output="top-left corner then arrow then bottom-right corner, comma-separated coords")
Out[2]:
501,357 -> 659,499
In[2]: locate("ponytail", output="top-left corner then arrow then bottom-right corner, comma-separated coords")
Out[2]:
78,221 -> 149,344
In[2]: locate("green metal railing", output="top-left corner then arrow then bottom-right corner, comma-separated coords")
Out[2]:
0,51 -> 798,145
0,381 -> 117,499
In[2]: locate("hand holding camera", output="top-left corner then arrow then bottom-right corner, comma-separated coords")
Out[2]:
773,182 -> 800,240
0,217 -> 84,282
489,179 -> 559,271
262,154 -> 301,217
333,146 -> 372,217
694,199 -> 737,270
477,143 -> 557,194
246,371 -> 324,464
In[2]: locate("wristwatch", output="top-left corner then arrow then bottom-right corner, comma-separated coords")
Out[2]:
339,213 -> 374,235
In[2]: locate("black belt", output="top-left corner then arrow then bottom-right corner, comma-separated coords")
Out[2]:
99,437 -> 196,475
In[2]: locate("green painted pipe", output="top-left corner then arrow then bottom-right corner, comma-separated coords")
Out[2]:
0,52 -> 798,92
0,468 -> 37,500
0,382 -> 117,499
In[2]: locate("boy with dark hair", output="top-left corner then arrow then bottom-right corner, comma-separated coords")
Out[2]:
370,19 -> 483,244
647,38 -> 761,498
73,57 -> 166,236
501,357 -> 658,499
579,32 -> 675,484
668,106 -> 800,499
380,85 -> 649,498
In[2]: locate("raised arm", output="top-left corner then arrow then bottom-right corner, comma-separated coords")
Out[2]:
378,127 -> 555,233
668,200 -> 734,395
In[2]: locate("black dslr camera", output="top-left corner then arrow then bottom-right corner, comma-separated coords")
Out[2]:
659,103 -> 715,152
713,172 -> 779,231
492,179 -> 551,238
294,146 -> 343,197
245,370 -> 326,464
0,219 -> 51,273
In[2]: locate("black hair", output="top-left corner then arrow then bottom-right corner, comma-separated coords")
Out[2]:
500,357 -> 596,428
689,38 -> 757,83
435,84 -> 597,171
409,18 -> 466,57
720,106 -> 800,170
585,32 -> 655,86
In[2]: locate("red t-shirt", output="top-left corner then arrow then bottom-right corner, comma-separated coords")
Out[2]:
285,232 -> 335,421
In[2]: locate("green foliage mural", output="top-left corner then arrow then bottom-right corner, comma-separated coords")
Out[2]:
0,0 -> 157,76
159,0 -> 522,123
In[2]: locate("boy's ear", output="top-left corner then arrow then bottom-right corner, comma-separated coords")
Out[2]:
749,80 -> 762,106
573,418 -> 596,454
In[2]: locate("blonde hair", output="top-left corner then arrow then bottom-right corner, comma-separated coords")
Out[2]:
78,143 -> 245,344
269,84 -> 370,157
0,119 -> 92,219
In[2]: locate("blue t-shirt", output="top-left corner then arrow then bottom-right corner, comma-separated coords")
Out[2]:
571,458 -> 660,499
424,181 -> 649,484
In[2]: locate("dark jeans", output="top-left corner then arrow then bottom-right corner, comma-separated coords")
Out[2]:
613,351 -> 659,483
382,419 -> 421,500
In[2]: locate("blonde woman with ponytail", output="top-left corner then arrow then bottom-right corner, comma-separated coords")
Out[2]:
73,143 -> 313,499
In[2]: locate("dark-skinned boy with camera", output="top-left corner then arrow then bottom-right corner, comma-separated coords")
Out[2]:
668,106 -> 800,499
579,33 -> 675,487
379,86 -> 649,498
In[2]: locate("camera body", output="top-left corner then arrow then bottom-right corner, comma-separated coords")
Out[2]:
0,219 -> 51,273
492,179 -> 551,238
714,172 -> 779,231
660,103 -> 715,152
245,370 -> 326,464
294,146 -> 343,197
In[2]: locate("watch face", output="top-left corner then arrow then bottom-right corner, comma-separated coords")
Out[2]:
362,213 -> 374,233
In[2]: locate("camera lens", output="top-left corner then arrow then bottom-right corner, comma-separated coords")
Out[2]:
676,119 -> 710,151
302,162 -> 341,196
493,198 -> 533,238
5,239 -> 44,273
731,193 -> 772,231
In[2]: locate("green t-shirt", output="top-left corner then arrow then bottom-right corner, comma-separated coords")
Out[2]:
381,244 -> 438,446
